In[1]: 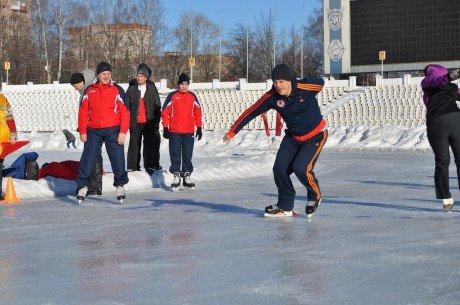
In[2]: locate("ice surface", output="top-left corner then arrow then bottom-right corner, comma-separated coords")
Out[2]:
1,131 -> 459,304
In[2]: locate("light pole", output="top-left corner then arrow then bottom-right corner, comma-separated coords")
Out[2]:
190,12 -> 193,82
0,0 -> 3,83
246,23 -> 249,82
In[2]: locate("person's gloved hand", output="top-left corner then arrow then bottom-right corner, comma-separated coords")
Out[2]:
195,127 -> 202,141
163,127 -> 170,139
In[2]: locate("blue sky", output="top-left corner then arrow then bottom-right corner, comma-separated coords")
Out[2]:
162,0 -> 322,33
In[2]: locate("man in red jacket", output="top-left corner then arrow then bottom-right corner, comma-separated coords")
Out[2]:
76,61 -> 130,203
162,73 -> 202,191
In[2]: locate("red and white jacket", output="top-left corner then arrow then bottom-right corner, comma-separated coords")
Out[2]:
161,90 -> 202,133
78,81 -> 130,135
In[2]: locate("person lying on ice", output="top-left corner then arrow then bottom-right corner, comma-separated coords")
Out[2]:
223,64 -> 327,218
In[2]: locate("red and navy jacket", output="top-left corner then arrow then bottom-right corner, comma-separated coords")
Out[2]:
162,90 -> 203,133
78,80 -> 130,135
228,78 -> 326,141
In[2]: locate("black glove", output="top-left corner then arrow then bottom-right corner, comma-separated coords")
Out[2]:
163,127 -> 170,139
195,127 -> 202,141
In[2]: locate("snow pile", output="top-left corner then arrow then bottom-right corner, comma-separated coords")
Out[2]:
4,125 -> 430,200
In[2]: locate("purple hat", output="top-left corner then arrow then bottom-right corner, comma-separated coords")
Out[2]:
424,64 -> 448,78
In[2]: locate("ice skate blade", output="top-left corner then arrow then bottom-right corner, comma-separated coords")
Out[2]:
443,203 -> 454,211
184,186 -> 195,191
264,211 -> 293,218
171,187 -> 179,192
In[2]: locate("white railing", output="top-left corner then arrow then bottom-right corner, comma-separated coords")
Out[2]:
0,74 -> 433,133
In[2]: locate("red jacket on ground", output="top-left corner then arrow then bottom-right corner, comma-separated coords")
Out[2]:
78,81 -> 130,134
161,90 -> 202,133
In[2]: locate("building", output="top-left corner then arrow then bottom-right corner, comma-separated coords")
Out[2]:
66,23 -> 152,68
0,0 -> 32,83
324,0 -> 460,77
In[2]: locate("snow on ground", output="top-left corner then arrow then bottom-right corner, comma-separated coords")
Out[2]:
1,127 -> 460,305
4,125 -> 432,199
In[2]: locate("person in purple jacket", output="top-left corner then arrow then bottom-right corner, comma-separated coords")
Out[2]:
421,64 -> 460,210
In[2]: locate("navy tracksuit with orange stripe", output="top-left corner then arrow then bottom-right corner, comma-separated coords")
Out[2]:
228,77 -> 327,211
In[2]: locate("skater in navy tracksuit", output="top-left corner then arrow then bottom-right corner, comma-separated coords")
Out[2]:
224,64 -> 327,218
422,64 -> 460,210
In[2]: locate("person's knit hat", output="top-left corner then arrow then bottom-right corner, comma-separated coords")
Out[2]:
178,73 -> 190,84
424,64 -> 448,78
137,63 -> 151,78
96,61 -> 111,75
271,64 -> 292,81
70,72 -> 84,85
137,63 -> 151,79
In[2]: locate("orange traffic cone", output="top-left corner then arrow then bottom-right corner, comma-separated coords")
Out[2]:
1,177 -> 20,204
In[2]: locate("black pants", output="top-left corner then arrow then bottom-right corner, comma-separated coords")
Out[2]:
427,112 -> 460,199
88,153 -> 103,195
127,121 -> 161,170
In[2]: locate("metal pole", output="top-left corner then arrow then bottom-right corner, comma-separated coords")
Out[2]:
219,0 -> 222,81
0,0 -> 3,83
219,1 -> 222,82
246,24 -> 249,81
300,25 -> 304,78
381,59 -> 383,79
190,11 -> 193,82
300,0 -> 304,78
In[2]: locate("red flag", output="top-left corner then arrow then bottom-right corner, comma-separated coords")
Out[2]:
275,113 -> 283,136
0,141 -> 30,159
261,112 -> 270,136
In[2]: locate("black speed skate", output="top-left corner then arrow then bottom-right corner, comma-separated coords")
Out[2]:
264,204 -> 293,218
183,172 -> 195,190
306,199 -> 322,218
171,172 -> 181,191
76,186 -> 88,204
442,198 -> 454,211
116,185 -> 125,204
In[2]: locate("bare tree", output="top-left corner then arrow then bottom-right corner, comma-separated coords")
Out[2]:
53,0 -> 79,82
33,0 -> 52,83
173,11 -> 219,82
224,23 -> 255,81
303,5 -> 324,77
251,9 -> 277,81
278,26 -> 302,77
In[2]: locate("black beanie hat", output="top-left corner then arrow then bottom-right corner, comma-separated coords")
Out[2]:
96,61 -> 111,75
70,72 -> 84,85
137,63 -> 151,78
271,64 -> 292,81
178,73 -> 190,84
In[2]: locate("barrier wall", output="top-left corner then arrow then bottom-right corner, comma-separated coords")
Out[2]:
0,75 -> 429,133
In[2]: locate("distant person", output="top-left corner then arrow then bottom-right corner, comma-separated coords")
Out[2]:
161,73 -> 202,191
70,69 -> 96,101
223,64 -> 327,218
70,69 -> 103,196
0,93 -> 17,200
62,129 -> 77,148
76,61 -> 130,203
126,63 -> 162,175
421,64 -> 460,210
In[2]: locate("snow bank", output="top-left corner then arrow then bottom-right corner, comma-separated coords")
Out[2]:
4,125 -> 431,200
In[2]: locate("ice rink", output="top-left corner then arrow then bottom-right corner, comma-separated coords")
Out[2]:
1,149 -> 459,305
